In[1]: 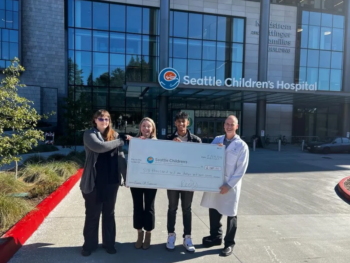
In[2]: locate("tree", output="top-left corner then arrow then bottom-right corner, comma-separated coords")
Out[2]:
0,58 -> 52,178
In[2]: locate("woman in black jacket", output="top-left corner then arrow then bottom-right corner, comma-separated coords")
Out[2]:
80,109 -> 126,257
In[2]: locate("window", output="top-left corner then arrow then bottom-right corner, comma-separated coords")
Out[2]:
169,11 -> 245,85
0,0 -> 19,68
296,11 -> 344,91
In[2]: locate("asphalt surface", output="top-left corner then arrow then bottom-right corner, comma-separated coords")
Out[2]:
8,146 -> 350,263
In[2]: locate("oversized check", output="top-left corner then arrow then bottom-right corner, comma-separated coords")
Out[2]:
126,139 -> 225,192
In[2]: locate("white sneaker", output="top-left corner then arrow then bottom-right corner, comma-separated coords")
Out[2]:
183,235 -> 195,252
166,233 -> 176,250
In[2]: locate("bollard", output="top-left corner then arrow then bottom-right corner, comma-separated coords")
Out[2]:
278,139 -> 281,152
301,140 -> 305,151
253,139 -> 256,151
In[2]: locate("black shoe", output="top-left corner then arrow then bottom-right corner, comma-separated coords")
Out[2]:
202,236 -> 222,248
81,249 -> 91,257
102,245 -> 117,254
221,245 -> 234,256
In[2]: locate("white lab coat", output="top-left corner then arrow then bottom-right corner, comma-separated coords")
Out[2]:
200,135 -> 249,216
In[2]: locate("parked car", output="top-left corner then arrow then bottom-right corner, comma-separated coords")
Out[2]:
306,137 -> 350,154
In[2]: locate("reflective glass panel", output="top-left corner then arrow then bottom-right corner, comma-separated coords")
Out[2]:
321,13 -> 332,27
75,51 -> 92,85
93,31 -> 109,52
233,18 -> 244,43
169,38 -> 173,57
0,10 -> 5,28
331,52 -> 342,69
188,59 -> 201,79
203,41 -> 216,60
217,16 -> 228,42
308,26 -> 320,49
75,0 -> 92,28
189,13 -> 202,39
202,60 -> 215,77
300,25 -> 308,48
126,6 -> 142,33
9,42 -> 16,58
110,54 -> 125,87
93,2 -> 109,30
110,32 -> 125,53
68,50 -> 75,85
12,12 -> 17,29
75,29 -> 91,50
216,42 -> 229,61
6,10 -> 12,29
126,55 -> 142,81
173,12 -> 188,38
330,69 -> 342,91
309,12 -> 321,26
143,8 -> 159,35
173,38 -> 187,58
232,43 -> 243,62
307,50 -> 319,67
319,51 -> 331,68
216,61 -> 227,86
93,52 -> 109,86
300,49 -> 307,66
68,0 -> 74,27
173,58 -> 187,83
307,67 -> 318,84
68,28 -> 74,50
320,27 -> 332,50
333,15 -> 344,29
142,35 -> 158,56
142,56 -> 158,82
302,11 -> 309,24
318,68 -> 330,90
93,87 -> 108,107
299,67 -> 306,82
110,4 -> 125,32
203,15 -> 216,41
332,28 -> 343,51
126,34 -> 141,55
188,39 -> 202,59
231,62 -> 242,79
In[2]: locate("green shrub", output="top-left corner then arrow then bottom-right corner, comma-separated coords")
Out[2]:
46,161 -> 80,179
0,194 -> 33,232
23,155 -> 47,165
19,164 -> 61,184
47,154 -> 66,162
0,172 -> 30,194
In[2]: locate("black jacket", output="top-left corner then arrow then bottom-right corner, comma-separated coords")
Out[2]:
167,129 -> 202,143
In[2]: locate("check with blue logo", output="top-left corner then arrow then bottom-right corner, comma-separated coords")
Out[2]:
126,139 -> 225,192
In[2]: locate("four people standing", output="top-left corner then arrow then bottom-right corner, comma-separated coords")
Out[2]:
81,110 -> 249,257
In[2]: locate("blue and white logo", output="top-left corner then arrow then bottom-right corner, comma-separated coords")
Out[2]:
158,67 -> 180,90
147,157 -> 154,164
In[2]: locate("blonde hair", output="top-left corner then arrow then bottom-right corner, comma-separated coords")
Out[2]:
136,117 -> 157,139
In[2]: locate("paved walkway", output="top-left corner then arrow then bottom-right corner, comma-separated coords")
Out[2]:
9,148 -> 350,263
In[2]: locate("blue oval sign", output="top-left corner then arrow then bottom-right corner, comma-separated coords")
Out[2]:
158,67 -> 180,90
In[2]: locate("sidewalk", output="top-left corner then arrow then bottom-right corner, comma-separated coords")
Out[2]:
8,148 -> 350,263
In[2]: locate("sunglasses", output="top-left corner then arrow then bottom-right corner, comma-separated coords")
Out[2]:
97,117 -> 110,122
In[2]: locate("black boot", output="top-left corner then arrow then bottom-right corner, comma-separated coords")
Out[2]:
202,236 -> 222,248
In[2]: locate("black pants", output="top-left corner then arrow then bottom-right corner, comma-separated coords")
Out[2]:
130,187 -> 157,231
167,190 -> 194,237
209,208 -> 237,247
82,185 -> 118,251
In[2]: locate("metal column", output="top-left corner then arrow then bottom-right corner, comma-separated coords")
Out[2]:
343,1 -> 350,92
256,0 -> 270,137
158,0 -> 170,139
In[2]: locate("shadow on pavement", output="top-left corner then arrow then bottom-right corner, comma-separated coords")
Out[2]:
12,242 -> 223,263
334,185 -> 350,206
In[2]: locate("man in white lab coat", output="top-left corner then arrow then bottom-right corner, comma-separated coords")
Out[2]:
200,115 -> 249,257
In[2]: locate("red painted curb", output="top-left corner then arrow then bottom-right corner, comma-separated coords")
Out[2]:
337,176 -> 350,203
0,169 -> 83,263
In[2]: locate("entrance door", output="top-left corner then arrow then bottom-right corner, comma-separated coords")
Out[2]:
195,118 -> 226,143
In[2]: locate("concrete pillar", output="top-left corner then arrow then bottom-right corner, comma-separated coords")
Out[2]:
256,0 -> 270,137
343,2 -> 350,92
340,103 -> 350,137
158,0 -> 170,139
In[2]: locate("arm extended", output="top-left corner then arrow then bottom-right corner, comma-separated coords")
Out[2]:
84,131 -> 124,153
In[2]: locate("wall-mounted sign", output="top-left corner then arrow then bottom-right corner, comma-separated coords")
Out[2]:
158,68 -> 318,92
158,67 -> 180,90
251,21 -> 293,53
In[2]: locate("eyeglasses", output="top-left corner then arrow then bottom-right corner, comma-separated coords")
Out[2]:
97,117 -> 109,122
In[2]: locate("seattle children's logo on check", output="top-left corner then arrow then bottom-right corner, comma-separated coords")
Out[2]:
147,157 -> 154,164
158,67 -> 180,90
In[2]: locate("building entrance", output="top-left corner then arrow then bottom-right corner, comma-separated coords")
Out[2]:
195,118 -> 226,143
